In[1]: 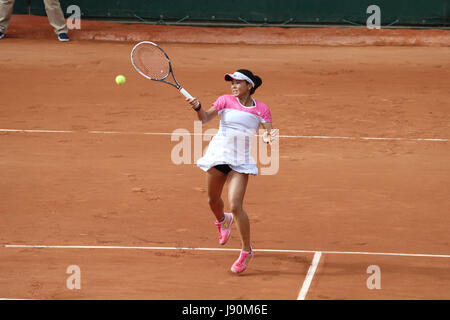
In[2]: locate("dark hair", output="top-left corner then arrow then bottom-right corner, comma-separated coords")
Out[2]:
236,69 -> 262,95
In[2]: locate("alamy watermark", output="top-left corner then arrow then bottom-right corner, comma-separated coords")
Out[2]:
66,265 -> 81,290
366,5 -> 381,29
366,265 -> 381,290
170,121 -> 279,175
66,5 -> 81,30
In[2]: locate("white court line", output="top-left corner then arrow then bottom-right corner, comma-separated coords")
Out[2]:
0,128 -> 448,142
297,251 -> 322,300
4,244 -> 450,258
0,129 -> 73,133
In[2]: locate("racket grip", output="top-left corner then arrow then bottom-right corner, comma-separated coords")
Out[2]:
179,88 -> 194,100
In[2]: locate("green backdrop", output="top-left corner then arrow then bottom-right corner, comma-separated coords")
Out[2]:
13,0 -> 450,26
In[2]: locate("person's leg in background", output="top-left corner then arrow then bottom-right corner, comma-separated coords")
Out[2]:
0,0 -> 16,38
43,0 -> 69,41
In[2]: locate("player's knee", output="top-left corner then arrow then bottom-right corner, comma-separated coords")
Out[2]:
229,202 -> 242,215
208,197 -> 221,207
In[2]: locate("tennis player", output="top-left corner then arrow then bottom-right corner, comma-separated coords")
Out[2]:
187,69 -> 275,274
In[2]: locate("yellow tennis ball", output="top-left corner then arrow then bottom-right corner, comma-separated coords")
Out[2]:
115,75 -> 126,85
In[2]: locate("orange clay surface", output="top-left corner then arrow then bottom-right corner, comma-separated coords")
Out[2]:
0,15 -> 449,299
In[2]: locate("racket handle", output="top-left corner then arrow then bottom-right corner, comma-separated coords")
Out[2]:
179,88 -> 194,100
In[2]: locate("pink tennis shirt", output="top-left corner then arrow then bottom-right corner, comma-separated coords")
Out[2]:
213,94 -> 272,125
196,95 -> 272,175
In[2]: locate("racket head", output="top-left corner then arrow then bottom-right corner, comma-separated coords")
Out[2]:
131,41 -> 172,81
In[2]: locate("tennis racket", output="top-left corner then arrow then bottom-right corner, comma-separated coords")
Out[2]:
131,41 -> 194,100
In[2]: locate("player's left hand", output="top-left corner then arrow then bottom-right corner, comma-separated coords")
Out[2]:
263,129 -> 278,144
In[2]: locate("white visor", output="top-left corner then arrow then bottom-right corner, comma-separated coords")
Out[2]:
224,72 -> 255,88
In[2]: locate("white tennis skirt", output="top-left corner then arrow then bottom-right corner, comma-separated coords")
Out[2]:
196,134 -> 258,175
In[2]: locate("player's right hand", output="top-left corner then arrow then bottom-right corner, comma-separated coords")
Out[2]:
187,97 -> 201,111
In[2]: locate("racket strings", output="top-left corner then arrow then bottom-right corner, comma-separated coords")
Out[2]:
133,44 -> 170,80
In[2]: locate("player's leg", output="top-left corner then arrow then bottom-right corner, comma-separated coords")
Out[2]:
207,167 -> 234,245
227,170 -> 253,273
227,170 -> 250,251
0,0 -> 16,35
206,167 -> 228,222
43,0 -> 68,36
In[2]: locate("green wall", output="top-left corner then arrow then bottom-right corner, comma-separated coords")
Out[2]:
13,0 -> 450,26
11,0 -> 29,14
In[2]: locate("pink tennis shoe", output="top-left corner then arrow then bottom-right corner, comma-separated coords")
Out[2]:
231,248 -> 254,274
215,212 -> 234,245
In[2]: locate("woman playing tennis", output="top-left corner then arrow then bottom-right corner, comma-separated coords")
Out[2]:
187,69 -> 275,274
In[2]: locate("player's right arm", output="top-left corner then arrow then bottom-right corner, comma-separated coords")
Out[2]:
187,98 -> 218,124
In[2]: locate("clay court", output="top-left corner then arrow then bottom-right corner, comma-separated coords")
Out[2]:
0,15 -> 449,300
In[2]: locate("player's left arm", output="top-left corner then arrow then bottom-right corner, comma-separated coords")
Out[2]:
261,121 -> 272,132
